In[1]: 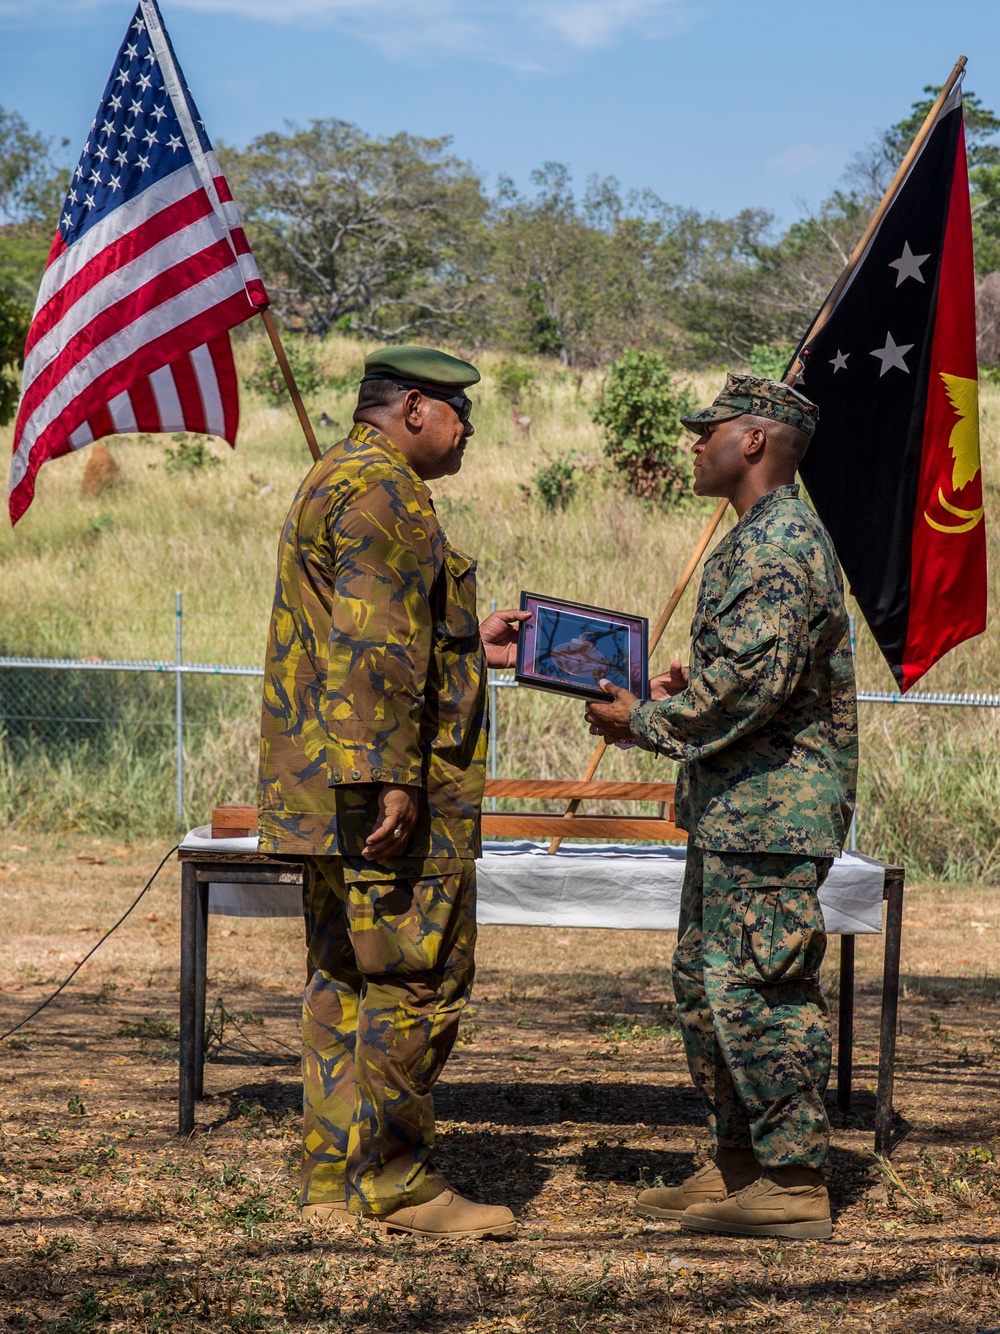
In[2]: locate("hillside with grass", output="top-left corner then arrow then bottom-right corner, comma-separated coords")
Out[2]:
1,331 -> 999,879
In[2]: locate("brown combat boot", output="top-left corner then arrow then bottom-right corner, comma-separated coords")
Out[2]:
680,1165 -> 832,1239
379,1189 -> 517,1240
635,1148 -> 760,1221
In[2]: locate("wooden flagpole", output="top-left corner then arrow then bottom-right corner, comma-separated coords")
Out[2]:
260,307 -> 322,463
546,54 -> 968,854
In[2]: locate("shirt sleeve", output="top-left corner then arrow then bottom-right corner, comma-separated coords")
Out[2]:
629,543 -> 811,762
324,476 -> 439,787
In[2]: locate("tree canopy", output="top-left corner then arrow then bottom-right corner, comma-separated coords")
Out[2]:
2,89 -> 1000,373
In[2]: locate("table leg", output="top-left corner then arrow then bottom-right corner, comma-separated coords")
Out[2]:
875,879 -> 905,1155
178,861 -> 198,1136
837,934 -> 855,1112
193,880 -> 209,1100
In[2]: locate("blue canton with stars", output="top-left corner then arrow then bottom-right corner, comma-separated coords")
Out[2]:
59,4 -> 206,247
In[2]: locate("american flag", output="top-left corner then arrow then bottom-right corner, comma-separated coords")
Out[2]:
9,0 -> 267,524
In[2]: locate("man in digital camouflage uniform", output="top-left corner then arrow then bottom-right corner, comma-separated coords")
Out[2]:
258,346 -> 526,1240
586,374 -> 858,1240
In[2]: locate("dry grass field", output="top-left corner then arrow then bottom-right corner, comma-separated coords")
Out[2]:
0,837 -> 999,1332
1,339 -> 1000,1328
1,334 -> 1000,876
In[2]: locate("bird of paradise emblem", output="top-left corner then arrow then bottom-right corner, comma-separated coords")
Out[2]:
924,372 -> 983,533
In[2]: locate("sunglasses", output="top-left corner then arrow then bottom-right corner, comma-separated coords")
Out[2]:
394,382 -> 473,423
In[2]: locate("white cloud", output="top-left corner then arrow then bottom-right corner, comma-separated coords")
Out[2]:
0,0 -> 694,72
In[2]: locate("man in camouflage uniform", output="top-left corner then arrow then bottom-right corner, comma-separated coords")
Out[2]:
258,345 -> 526,1239
586,374 -> 858,1240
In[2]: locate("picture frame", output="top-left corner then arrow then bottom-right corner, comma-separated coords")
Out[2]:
514,591 -> 649,703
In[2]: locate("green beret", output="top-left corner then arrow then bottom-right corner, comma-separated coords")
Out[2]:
681,372 -> 818,438
363,345 -> 481,391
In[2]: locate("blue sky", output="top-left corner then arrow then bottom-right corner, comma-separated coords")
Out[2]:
2,0 -> 998,228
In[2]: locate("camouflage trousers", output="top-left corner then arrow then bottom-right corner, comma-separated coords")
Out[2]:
673,847 -> 833,1170
301,856 -> 476,1216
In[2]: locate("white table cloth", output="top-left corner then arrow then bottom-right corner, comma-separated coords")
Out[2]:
181,829 -> 886,936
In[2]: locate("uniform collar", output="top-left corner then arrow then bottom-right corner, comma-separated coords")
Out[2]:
734,482 -> 800,531
348,421 -> 428,494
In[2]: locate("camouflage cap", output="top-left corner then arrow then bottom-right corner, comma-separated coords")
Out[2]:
363,345 -> 481,391
680,372 -> 818,438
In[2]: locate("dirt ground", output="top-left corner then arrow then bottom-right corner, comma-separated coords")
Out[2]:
1,836 -> 999,1333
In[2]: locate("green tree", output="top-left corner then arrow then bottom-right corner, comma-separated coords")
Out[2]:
0,285 -> 28,426
221,120 -> 488,339
593,350 -> 694,505
0,105 -> 71,304
488,166 -> 695,367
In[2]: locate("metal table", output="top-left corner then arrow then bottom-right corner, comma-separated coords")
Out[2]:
177,847 -> 905,1153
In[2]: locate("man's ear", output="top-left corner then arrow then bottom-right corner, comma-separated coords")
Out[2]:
743,425 -> 767,460
401,389 -> 424,427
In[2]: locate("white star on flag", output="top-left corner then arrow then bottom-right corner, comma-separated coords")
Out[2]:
870,331 -> 914,376
889,241 -> 930,287
830,350 -> 849,373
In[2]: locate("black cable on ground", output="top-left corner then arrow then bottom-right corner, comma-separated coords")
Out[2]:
0,843 -> 179,1042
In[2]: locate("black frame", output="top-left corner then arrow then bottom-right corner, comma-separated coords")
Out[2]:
514,590 -> 649,703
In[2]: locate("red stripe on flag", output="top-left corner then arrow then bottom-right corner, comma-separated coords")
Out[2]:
87,404 -> 115,442
212,175 -> 234,204
127,376 -> 161,433
903,116 -> 987,689
17,240 -> 240,429
26,189 -> 218,358
209,333 -> 239,444
45,230 -> 67,267
11,289 -> 251,523
169,351 -> 208,435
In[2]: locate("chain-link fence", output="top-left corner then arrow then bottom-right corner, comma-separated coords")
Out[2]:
4,596 -> 1000,871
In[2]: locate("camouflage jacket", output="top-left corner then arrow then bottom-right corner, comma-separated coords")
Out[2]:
629,485 -> 858,856
258,423 -> 487,861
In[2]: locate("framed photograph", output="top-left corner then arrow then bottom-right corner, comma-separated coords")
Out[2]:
515,591 -> 648,702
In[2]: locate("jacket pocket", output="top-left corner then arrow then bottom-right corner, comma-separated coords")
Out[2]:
439,547 -> 480,642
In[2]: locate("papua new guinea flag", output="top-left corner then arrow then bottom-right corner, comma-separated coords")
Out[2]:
794,81 -> 985,691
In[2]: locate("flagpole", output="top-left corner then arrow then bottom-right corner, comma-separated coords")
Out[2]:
260,308 -> 322,463
788,54 -> 967,373
546,54 -> 968,853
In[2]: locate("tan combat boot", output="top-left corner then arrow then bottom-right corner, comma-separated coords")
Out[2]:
636,1147 -> 760,1221
680,1165 -> 832,1239
379,1188 -> 517,1240
300,1201 -> 349,1222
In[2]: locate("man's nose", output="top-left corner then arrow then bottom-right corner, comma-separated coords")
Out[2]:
464,421 -> 475,438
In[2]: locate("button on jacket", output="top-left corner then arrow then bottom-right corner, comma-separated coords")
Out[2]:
258,423 -> 487,860
629,484 -> 858,857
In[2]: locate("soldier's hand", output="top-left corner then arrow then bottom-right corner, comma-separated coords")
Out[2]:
649,662 -> 689,699
479,608 -> 532,668
583,680 -> 638,744
363,784 -> 419,862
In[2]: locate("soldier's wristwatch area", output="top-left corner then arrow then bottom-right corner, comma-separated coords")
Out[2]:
628,699 -> 659,752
